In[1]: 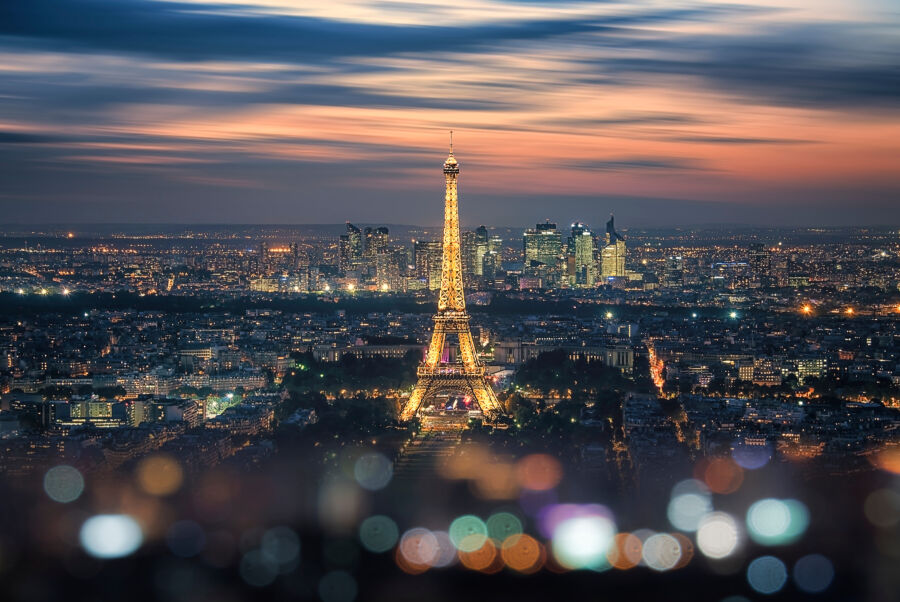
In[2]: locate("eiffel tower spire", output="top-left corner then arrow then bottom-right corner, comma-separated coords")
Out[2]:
399,140 -> 505,422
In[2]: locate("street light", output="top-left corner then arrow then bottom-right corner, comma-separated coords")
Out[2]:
729,311 -> 738,319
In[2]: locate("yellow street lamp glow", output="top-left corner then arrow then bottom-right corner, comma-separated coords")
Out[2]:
729,311 -> 738,319
845,307 -> 854,315
62,288 -> 70,296
605,311 -> 613,319
16,288 -> 24,295
347,283 -> 355,292
39,288 -> 48,295
381,283 -> 389,292
802,305 -> 812,314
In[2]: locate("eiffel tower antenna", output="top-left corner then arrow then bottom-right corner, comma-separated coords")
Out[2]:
399,142 -> 505,422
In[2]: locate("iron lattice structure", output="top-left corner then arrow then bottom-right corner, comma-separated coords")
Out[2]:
399,142 -> 505,421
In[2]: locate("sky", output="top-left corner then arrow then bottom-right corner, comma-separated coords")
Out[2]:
1,0 -> 898,227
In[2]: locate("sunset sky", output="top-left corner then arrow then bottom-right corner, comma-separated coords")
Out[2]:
1,0 -> 898,226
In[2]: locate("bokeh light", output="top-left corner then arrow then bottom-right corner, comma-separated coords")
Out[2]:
515,454 -> 563,491
240,549 -> 279,587
863,489 -> 900,528
500,534 -> 544,574
261,526 -> 301,572
318,570 -> 358,602
607,533 -> 642,570
551,515 -> 616,570
43,465 -> 85,503
166,520 -> 206,558
399,527 -> 439,568
732,441 -> 772,470
486,512 -> 523,542
353,452 -> 393,491
747,555 -> 788,595
746,499 -> 808,545
668,493 -> 712,532
703,458 -> 744,494
793,554 -> 834,593
358,515 -> 399,553
458,538 -> 502,573
136,454 -> 184,496
642,533 -> 682,572
696,512 -> 740,559
429,531 -> 458,568
80,514 -> 143,559
449,515 -> 488,553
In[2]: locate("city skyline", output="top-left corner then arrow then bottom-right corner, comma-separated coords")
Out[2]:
2,0 -> 899,226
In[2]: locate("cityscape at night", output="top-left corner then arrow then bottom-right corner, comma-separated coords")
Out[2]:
2,1 -> 899,601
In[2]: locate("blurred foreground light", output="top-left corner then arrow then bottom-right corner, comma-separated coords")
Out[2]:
642,533 -> 682,572
732,441 -> 772,470
486,512 -> 523,542
399,528 -> 439,568
746,499 -> 808,546
551,515 -> 616,570
353,452 -> 393,491
863,489 -> 900,528
696,512 -> 740,559
871,447 -> 900,474
358,515 -> 399,553
703,458 -> 744,494
80,514 -> 143,559
240,549 -> 279,587
318,570 -> 357,602
515,454 -> 562,491
607,533 -> 642,570
166,520 -> 206,558
747,555 -> 788,595
136,454 -> 183,496
429,531 -> 458,568
449,515 -> 488,553
668,493 -> 712,532
501,534 -> 544,574
459,538 -> 502,573
261,526 -> 300,572
43,465 -> 84,503
793,554 -> 834,593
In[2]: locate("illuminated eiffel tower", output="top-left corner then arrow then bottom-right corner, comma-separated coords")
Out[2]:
399,135 -> 505,422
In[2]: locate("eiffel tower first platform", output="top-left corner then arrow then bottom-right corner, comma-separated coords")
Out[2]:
399,137 -> 506,422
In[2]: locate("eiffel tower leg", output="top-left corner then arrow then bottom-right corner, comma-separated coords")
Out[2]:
401,379 -> 430,421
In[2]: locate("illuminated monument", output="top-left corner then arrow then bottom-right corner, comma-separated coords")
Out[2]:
399,136 -> 505,421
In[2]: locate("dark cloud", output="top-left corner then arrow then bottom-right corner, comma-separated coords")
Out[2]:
586,24 -> 900,108
563,157 -> 704,171
0,0 -> 685,62
0,131 -> 60,143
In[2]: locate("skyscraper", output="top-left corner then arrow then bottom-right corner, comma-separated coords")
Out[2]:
338,223 -> 362,273
524,221 -> 562,288
749,242 -> 771,287
474,225 -> 489,276
364,226 -> 389,257
570,222 -> 595,287
414,240 -> 442,290
599,215 -> 627,279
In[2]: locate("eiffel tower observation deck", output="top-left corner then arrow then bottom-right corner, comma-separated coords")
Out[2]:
399,135 -> 506,422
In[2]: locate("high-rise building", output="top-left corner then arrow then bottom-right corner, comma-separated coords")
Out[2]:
364,226 -> 389,258
663,255 -> 684,288
570,223 -> 595,287
338,223 -> 362,273
523,221 -> 562,288
461,230 -> 478,282
599,215 -> 626,280
749,243 -> 771,287
414,240 -> 442,290
524,221 -> 561,267
474,225 -> 489,276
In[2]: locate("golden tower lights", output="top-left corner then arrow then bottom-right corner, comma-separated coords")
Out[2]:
399,136 -> 505,422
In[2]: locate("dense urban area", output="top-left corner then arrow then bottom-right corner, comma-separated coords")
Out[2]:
0,222 -> 897,600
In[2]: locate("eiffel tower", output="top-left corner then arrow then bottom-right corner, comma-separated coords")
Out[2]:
399,135 -> 505,422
